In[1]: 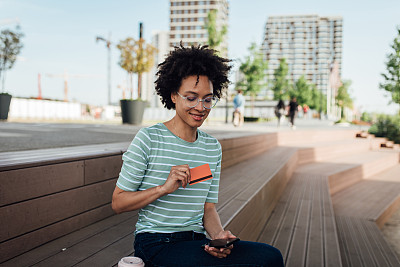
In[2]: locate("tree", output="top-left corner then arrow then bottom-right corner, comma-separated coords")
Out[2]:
380,26 -> 400,114
236,43 -> 268,114
271,58 -> 291,100
0,28 -> 24,93
336,79 -> 353,120
204,9 -> 227,53
116,37 -> 156,99
292,75 -> 312,106
309,84 -> 326,114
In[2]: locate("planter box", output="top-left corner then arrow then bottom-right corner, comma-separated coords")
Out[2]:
120,99 -> 147,125
0,94 -> 12,120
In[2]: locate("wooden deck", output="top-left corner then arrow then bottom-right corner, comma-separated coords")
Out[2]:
1,128 -> 400,266
257,173 -> 342,267
332,164 -> 400,267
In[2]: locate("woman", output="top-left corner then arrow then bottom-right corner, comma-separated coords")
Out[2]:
112,45 -> 284,267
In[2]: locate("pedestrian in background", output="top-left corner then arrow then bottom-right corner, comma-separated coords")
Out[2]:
233,89 -> 245,127
274,99 -> 286,127
288,97 -> 298,129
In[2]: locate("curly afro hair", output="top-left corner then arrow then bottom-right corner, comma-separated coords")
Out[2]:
155,44 -> 232,110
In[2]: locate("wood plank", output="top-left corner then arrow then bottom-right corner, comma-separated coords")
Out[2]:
84,155 -> 122,184
305,175 -> 325,267
320,177 -> 342,267
258,173 -> 305,260
218,147 -> 297,237
0,142 -> 129,171
285,176 -> 312,267
297,139 -> 371,164
2,211 -> 137,267
0,161 -> 84,207
33,214 -> 138,267
333,180 -> 400,222
0,204 -> 114,264
74,231 -> 135,267
335,216 -> 400,267
0,179 -> 116,242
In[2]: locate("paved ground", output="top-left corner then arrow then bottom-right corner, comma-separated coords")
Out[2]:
0,118 -> 367,152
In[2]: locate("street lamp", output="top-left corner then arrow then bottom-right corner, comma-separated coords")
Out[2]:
96,33 -> 112,105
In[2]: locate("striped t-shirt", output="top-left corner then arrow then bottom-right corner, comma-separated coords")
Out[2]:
116,123 -> 222,235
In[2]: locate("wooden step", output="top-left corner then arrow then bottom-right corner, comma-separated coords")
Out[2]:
257,173 -> 342,267
277,129 -> 359,146
2,211 -> 137,267
336,216 -> 400,267
1,138 -> 295,265
218,146 -> 298,241
0,131 -> 276,263
296,139 -> 374,165
332,164 -> 400,228
296,150 -> 400,195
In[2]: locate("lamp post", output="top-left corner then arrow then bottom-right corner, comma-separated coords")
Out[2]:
96,32 -> 112,105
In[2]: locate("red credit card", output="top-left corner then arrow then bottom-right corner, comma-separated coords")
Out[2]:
189,164 -> 213,185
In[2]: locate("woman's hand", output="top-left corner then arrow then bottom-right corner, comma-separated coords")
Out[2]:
203,230 -> 237,258
160,164 -> 191,195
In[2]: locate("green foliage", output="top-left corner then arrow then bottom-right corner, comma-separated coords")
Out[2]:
380,26 -> 400,113
369,114 -> 400,144
0,28 -> 24,92
336,79 -> 353,119
236,43 -> 268,98
361,112 -> 374,123
290,75 -> 312,106
308,84 -> 326,112
271,58 -> 291,100
117,37 -> 156,99
204,10 -> 227,53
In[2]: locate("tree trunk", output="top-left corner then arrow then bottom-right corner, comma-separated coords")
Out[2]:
251,94 -> 254,117
138,73 -> 142,100
129,73 -> 133,99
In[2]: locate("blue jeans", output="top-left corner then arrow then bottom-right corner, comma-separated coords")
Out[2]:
134,231 -> 284,267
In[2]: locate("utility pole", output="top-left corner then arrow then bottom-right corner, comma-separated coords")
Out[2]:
138,22 -> 143,99
96,32 -> 112,105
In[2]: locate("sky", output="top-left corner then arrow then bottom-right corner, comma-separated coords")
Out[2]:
1,0 -> 400,114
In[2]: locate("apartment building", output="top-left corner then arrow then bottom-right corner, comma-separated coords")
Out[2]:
262,14 -> 343,114
169,0 -> 229,55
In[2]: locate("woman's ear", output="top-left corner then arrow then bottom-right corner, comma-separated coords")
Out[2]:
171,92 -> 177,104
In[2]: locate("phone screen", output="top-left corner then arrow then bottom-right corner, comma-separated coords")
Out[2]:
208,238 -> 240,248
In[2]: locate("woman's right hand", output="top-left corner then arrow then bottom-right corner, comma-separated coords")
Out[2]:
160,164 -> 191,195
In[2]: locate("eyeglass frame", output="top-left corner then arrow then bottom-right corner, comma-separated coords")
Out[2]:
176,92 -> 219,109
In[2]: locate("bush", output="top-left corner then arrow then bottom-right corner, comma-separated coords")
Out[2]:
244,116 -> 259,122
368,114 -> 400,144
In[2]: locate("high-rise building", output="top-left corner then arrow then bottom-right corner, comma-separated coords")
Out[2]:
169,0 -> 229,55
146,31 -> 170,107
262,14 -> 343,114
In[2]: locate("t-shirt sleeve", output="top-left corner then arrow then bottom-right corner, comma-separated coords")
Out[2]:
206,141 -> 222,203
116,128 -> 151,191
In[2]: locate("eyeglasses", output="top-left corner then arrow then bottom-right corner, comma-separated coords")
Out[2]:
177,92 -> 219,109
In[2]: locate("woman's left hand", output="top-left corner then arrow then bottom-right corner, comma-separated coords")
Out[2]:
203,230 -> 237,258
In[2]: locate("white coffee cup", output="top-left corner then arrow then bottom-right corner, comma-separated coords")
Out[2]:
118,256 -> 145,267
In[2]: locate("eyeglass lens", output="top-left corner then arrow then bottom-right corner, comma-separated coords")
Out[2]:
185,96 -> 217,109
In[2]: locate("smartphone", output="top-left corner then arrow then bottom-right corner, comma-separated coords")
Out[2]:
207,238 -> 240,248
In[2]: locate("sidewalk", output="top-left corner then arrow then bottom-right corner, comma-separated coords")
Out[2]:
0,118 -> 367,153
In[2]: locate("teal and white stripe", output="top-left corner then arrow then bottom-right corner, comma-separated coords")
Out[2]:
116,123 -> 222,235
